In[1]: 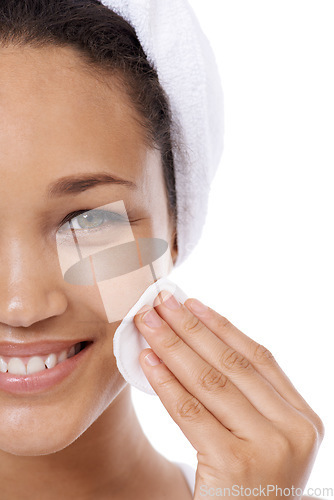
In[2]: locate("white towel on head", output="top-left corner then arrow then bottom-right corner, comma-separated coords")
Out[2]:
113,277 -> 188,395
101,0 -> 224,266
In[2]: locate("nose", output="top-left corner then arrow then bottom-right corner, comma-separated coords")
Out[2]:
0,237 -> 68,328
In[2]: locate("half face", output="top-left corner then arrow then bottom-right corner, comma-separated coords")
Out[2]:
0,45 -> 176,455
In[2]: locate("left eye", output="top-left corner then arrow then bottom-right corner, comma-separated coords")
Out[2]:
74,211 -> 106,229
59,210 -> 125,232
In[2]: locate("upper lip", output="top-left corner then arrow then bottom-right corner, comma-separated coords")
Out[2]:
0,340 -> 91,357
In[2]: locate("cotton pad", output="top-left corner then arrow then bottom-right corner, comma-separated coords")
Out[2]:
113,277 -> 188,395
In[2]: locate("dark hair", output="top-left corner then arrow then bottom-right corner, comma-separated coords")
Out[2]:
0,0 -> 177,225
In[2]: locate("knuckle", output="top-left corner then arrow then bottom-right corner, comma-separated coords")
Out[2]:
161,333 -> 183,351
315,415 -> 325,441
175,395 -> 203,422
253,343 -> 275,365
219,346 -> 251,372
303,409 -> 325,442
214,314 -> 232,332
269,431 -> 293,462
306,411 -> 326,442
155,374 -> 176,390
197,366 -> 228,392
298,419 -> 321,452
181,314 -> 202,335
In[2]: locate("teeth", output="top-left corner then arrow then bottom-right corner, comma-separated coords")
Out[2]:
0,357 -> 7,373
68,345 -> 75,358
27,356 -> 46,375
58,349 -> 68,363
0,343 -> 83,376
45,353 -> 57,369
8,358 -> 27,375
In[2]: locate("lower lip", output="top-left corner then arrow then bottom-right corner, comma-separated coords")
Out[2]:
0,343 -> 93,395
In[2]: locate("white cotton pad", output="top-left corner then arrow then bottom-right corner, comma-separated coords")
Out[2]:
113,277 -> 188,395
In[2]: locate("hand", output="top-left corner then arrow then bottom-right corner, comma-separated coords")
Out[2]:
134,291 -> 324,499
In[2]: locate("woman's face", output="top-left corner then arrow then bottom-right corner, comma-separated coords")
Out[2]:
0,45 -> 176,456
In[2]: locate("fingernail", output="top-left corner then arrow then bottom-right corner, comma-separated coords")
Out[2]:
154,290 -> 181,310
188,298 -> 208,314
142,308 -> 162,328
137,305 -> 153,315
144,351 -> 161,366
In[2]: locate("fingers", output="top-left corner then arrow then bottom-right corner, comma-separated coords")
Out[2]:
134,290 -> 324,489
184,298 -> 324,432
134,300 -> 274,440
138,347 -> 234,456
148,292 -> 304,428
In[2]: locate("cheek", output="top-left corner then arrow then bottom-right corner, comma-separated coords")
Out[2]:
68,284 -> 110,323
65,227 -> 174,326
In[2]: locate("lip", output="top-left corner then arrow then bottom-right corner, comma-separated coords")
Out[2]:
0,340 -> 89,357
0,341 -> 93,395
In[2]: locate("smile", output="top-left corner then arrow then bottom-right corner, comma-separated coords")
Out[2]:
0,340 -> 93,395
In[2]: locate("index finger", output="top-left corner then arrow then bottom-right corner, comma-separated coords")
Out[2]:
185,298 -> 321,425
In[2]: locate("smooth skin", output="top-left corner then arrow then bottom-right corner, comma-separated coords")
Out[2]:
0,44 -> 324,499
135,293 -> 325,499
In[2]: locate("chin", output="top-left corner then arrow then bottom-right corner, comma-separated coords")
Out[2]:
0,402 -> 93,457
0,440 -> 66,457
0,422 -> 82,457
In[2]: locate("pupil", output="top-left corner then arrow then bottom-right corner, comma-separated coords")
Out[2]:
78,211 -> 104,229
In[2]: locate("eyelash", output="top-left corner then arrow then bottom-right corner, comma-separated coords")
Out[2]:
58,208 -> 131,233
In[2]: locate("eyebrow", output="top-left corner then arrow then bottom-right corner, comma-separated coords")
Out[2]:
47,172 -> 137,197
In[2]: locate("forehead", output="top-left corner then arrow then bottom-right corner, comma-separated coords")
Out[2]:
0,44 -> 136,115
0,45 -> 158,197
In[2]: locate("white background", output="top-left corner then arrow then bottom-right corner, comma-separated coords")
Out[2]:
131,1 -> 334,496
